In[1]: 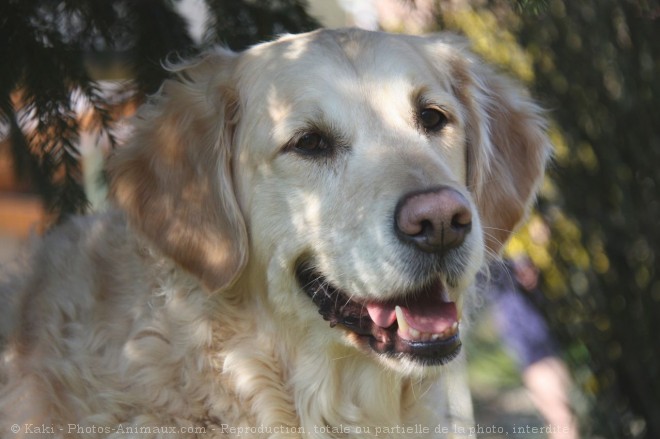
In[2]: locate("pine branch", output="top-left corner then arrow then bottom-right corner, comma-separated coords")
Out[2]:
205,0 -> 319,50
1,0 -> 319,221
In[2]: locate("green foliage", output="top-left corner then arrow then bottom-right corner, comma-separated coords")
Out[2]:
0,0 -> 318,220
513,0 -> 550,16
204,0 -> 318,50
524,3 -> 660,437
442,1 -> 660,437
466,313 -> 523,392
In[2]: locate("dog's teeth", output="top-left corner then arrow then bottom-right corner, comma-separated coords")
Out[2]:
431,324 -> 459,341
456,299 -> 464,321
395,306 -> 421,340
439,322 -> 458,338
441,288 -> 451,303
395,306 -> 410,335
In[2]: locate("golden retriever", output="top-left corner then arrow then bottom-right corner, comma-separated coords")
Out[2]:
0,28 -> 550,438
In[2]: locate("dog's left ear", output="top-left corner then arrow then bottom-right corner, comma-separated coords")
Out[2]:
108,49 -> 248,292
443,40 -> 551,256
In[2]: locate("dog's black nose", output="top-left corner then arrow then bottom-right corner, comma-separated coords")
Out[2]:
395,187 -> 472,254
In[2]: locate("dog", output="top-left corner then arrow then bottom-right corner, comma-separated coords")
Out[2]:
0,28 -> 550,438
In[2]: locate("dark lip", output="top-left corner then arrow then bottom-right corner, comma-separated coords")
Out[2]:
295,261 -> 462,366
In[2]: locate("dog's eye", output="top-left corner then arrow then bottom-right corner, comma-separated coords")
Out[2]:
294,132 -> 328,154
419,108 -> 448,132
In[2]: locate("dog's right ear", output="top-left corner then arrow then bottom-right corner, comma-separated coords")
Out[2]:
108,48 -> 248,293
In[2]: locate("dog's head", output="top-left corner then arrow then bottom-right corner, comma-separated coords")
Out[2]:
109,29 -> 550,373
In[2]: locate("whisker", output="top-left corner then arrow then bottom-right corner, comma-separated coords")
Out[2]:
481,229 -> 508,251
481,225 -> 515,234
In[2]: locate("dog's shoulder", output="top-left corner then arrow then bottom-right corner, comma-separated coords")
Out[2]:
1,210 -> 155,350
0,209 -> 226,427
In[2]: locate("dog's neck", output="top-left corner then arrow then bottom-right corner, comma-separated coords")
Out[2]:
290,342 -> 446,436
208,280 -> 448,438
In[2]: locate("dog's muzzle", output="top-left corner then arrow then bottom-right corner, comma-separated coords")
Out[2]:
295,186 -> 474,365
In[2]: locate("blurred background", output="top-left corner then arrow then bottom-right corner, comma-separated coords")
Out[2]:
0,1 -> 658,437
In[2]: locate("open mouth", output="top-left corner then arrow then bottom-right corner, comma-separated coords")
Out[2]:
295,261 -> 462,366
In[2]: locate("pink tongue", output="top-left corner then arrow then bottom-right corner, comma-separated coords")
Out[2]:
365,305 -> 397,328
401,301 -> 457,334
366,298 -> 458,334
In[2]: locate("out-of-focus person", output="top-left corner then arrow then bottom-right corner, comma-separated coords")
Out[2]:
487,257 -> 580,439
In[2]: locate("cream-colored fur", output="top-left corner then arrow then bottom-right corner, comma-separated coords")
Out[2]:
0,29 -> 550,438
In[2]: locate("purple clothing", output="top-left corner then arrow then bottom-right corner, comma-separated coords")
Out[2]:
485,262 -> 558,370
